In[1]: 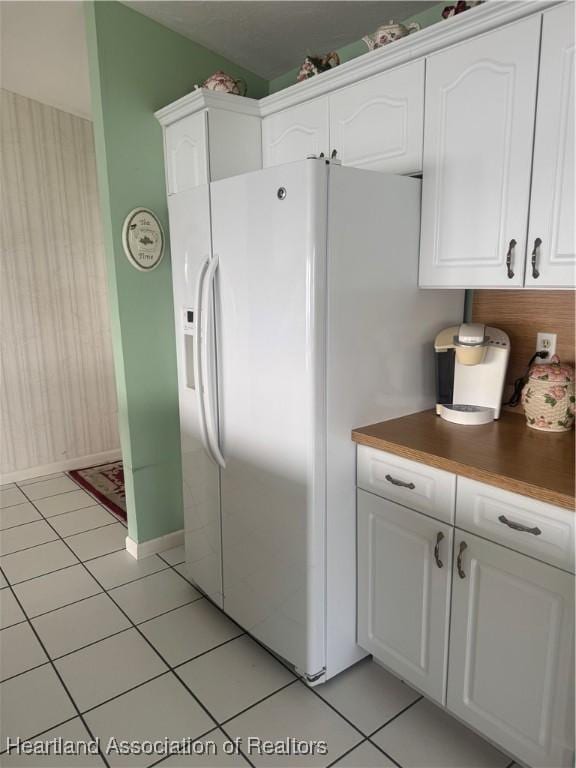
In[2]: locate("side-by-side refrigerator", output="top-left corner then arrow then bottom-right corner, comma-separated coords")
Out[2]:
168,159 -> 463,684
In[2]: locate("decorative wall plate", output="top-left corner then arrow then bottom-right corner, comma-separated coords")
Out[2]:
121,208 -> 164,271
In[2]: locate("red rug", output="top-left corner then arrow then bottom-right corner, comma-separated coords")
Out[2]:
68,461 -> 127,522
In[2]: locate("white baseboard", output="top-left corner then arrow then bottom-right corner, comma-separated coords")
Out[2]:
126,529 -> 184,560
1,449 -> 122,485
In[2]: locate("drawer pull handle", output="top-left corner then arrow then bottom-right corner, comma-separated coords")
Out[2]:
385,474 -> 415,490
498,515 -> 542,536
505,238 -> 516,279
434,532 -> 444,568
457,541 -> 467,579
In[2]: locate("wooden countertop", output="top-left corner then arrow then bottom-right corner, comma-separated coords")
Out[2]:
352,410 -> 575,510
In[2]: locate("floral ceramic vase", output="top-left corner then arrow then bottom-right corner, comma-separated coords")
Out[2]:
521,355 -> 575,432
196,70 -> 247,96
296,52 -> 340,82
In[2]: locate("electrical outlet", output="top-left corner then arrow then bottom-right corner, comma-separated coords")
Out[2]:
536,332 -> 557,361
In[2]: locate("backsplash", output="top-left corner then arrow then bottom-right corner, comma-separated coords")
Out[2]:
472,290 -> 575,405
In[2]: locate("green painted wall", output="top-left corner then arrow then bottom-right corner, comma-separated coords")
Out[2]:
269,3 -> 447,93
85,1 -> 267,543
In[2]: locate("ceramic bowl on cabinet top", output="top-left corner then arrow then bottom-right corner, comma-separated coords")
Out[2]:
363,20 -> 420,50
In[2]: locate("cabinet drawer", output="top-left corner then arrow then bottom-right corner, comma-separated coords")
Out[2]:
456,478 -> 575,573
357,446 -> 455,524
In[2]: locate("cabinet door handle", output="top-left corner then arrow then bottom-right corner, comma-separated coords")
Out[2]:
331,148 -> 338,159
531,238 -> 542,279
498,515 -> 542,536
384,474 -> 415,490
505,239 -> 516,279
456,541 -> 467,579
434,531 -> 444,568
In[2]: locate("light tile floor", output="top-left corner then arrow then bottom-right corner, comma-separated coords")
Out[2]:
1,473 -> 517,768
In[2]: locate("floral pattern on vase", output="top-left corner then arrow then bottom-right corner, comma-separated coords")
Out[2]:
521,355 -> 575,432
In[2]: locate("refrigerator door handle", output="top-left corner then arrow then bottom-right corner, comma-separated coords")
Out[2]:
193,255 -> 211,459
201,254 -> 226,469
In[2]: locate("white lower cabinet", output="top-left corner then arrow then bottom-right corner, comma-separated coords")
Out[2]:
357,449 -> 575,767
357,489 -> 453,704
448,531 -> 575,768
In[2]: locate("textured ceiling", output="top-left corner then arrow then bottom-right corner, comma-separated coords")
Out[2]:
122,1 -> 437,80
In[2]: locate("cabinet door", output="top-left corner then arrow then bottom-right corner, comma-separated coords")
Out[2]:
262,98 -> 329,168
330,62 -> 424,174
357,490 -> 453,703
448,532 -> 575,768
165,112 -> 209,194
525,4 -> 575,288
419,17 -> 540,288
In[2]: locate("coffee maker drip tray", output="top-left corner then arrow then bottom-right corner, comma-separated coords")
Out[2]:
436,403 -> 496,425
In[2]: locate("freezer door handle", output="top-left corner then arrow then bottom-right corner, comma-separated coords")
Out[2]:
201,255 -> 226,469
193,255 -> 211,459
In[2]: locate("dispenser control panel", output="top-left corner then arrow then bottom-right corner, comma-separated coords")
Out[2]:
183,307 -> 195,333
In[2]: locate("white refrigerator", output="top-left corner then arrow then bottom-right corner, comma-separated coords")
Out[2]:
168,159 -> 463,684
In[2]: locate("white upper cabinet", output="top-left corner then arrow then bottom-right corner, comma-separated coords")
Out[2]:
357,489 -> 453,704
526,3 -> 575,288
262,98 -> 329,167
448,531 -> 575,768
330,61 -> 424,174
165,112 -> 209,195
263,63 -> 424,173
162,100 -> 262,195
419,16 -> 541,288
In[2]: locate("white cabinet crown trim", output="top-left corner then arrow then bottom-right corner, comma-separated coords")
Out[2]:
259,0 -> 560,116
155,1 -> 561,125
155,89 -> 261,126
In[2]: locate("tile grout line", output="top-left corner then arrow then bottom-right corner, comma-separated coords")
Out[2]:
1,551 -> 172,601
60,472 -> 129,526
7,485 -> 122,767
216,678 -> 300,728
14,485 -> 261,768
0,659 -> 52,686
148,554 -> 414,765
48,618 -> 243,673
0,578 -> 112,768
1,520 -> 119,559
8,482 -> 419,768
41,502 -> 116,521
148,725 -> 253,768
63,522 -> 126,544
16,467 -> 128,530
0,540 -> 128,589
151,558 -> 404,768
169,631 -> 246,671
366,739 -> 405,768
367,695 -> 424,739
1,561 -> 82,588
15,474 -> 66,488
325,737 -> 369,768
0,714 -> 81,757
6,487 -> 84,504
0,534 -> 60,558
0,501 -> 109,532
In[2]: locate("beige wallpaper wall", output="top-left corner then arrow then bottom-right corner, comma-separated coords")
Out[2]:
0,89 -> 119,478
